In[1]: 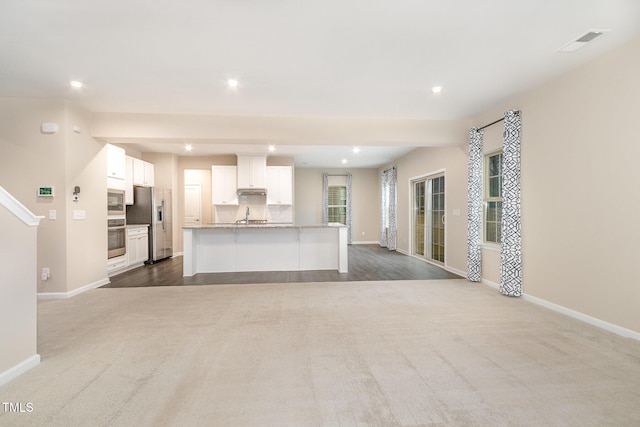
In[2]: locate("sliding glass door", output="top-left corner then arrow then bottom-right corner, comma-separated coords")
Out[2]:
412,174 -> 445,263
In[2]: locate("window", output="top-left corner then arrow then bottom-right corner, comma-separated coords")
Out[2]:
485,152 -> 502,244
327,185 -> 347,225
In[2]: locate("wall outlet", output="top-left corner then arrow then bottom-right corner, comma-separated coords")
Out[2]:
41,268 -> 50,281
361,231 -> 365,236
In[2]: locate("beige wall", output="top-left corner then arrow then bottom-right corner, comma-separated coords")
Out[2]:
381,36 -> 640,333
294,168 -> 380,242
381,145 -> 469,272
0,98 -> 108,294
470,36 -> 640,332
64,102 -> 108,292
0,205 -> 38,379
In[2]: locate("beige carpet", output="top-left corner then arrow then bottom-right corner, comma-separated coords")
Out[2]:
1,279 -> 640,426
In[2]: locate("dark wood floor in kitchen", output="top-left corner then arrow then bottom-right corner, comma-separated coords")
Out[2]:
103,244 -> 462,288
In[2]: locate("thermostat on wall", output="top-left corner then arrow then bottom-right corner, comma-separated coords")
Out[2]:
38,186 -> 54,197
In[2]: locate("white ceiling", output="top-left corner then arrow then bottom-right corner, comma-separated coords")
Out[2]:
2,0 -> 639,166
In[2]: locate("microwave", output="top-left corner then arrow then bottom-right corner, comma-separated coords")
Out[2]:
107,189 -> 126,216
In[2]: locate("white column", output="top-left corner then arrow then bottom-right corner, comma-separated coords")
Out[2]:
338,226 -> 348,273
183,228 -> 194,277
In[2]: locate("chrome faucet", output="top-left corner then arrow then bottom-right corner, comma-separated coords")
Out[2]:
245,206 -> 250,223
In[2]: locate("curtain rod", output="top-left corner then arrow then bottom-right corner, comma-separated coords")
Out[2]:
477,110 -> 521,131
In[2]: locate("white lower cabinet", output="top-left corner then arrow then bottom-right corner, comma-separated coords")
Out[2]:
127,226 -> 149,266
107,256 -> 127,273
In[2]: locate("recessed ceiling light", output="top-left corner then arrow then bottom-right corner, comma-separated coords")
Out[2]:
268,145 -> 276,152
352,147 -> 360,154
184,144 -> 193,152
227,79 -> 239,88
431,86 -> 443,94
341,159 -> 347,164
69,80 -> 84,89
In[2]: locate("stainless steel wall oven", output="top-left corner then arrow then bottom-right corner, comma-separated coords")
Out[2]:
107,217 -> 126,258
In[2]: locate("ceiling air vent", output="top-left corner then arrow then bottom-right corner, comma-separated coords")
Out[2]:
557,30 -> 609,53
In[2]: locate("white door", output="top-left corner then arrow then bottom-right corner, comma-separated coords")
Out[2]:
411,173 -> 445,264
184,184 -> 202,226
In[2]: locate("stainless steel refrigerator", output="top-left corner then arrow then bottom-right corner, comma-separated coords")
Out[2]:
126,186 -> 173,263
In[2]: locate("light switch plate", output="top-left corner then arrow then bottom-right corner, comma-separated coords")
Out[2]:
73,210 -> 86,220
48,209 -> 56,220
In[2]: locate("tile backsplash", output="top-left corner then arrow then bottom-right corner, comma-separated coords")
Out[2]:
214,195 -> 292,223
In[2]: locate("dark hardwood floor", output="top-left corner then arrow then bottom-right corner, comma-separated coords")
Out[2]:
103,244 -> 462,288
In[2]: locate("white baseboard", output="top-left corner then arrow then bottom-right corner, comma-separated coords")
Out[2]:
474,278 -> 639,340
425,264 -> 640,341
0,354 -> 40,388
521,293 -> 640,341
172,252 -> 184,257
445,265 -> 467,278
481,278 -> 500,290
37,278 -> 110,300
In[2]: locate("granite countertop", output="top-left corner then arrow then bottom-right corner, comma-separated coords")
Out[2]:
183,223 -> 346,229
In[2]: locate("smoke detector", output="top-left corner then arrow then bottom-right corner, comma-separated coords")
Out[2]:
557,30 -> 610,53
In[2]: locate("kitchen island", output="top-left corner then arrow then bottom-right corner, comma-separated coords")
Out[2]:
182,224 -> 348,276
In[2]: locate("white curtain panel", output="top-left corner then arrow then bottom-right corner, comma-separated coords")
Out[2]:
322,173 -> 329,224
500,110 -> 523,296
467,128 -> 484,282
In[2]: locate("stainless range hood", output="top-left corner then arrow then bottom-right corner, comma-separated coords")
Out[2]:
237,188 -> 267,196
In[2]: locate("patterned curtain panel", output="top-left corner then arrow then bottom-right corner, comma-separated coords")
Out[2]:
467,128 -> 484,282
379,170 -> 389,247
500,110 -> 522,297
346,173 -> 353,244
380,168 -> 397,250
387,167 -> 397,250
322,173 -> 329,224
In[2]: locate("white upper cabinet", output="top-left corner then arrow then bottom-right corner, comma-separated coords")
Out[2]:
212,165 -> 238,205
106,144 -> 126,180
266,166 -> 293,205
237,155 -> 267,189
132,158 -> 155,187
125,156 -> 155,204
125,156 -> 134,205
